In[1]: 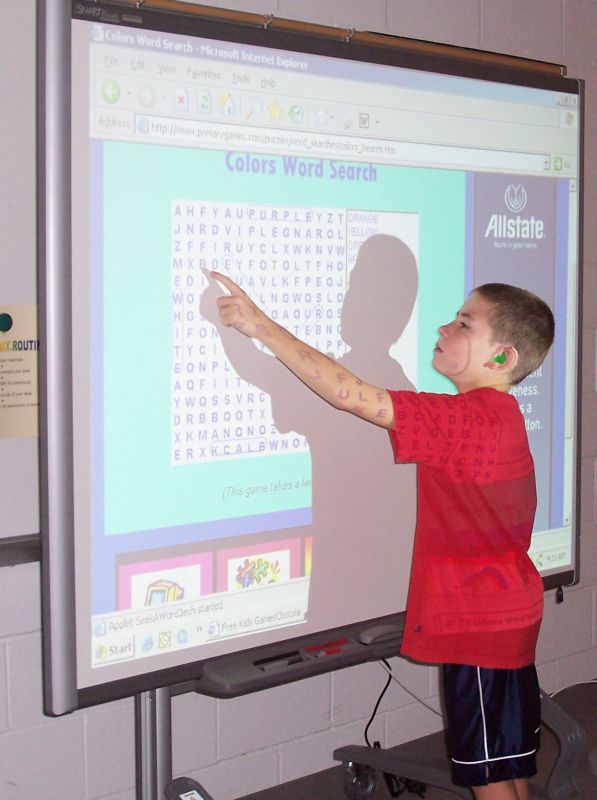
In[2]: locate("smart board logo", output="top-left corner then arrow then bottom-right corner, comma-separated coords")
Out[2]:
504,184 -> 527,213
484,183 -> 544,242
75,5 -> 103,20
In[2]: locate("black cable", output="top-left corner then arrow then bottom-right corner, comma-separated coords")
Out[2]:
364,661 -> 429,797
364,658 -> 393,748
384,773 -> 427,797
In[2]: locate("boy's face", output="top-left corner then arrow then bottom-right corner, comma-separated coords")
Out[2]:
432,292 -> 508,392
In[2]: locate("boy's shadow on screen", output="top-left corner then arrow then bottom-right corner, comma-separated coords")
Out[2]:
201,234 -> 418,628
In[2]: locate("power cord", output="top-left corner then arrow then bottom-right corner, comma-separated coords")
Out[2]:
362,660 -> 438,797
381,766 -> 427,798
378,660 -> 442,717
364,659 -> 393,747
363,660 -> 441,750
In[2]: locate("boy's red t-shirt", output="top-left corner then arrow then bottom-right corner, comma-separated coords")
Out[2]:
387,387 -> 543,669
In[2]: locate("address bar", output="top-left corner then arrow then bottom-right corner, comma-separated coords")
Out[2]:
132,113 -> 547,173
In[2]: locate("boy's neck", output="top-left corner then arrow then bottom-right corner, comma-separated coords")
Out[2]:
450,376 -> 513,394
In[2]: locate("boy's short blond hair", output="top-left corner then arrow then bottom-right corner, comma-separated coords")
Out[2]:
473,283 -> 555,385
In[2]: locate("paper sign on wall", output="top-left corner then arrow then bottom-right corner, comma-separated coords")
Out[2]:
0,304 -> 39,439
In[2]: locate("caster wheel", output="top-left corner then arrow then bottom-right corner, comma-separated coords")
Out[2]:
343,762 -> 377,799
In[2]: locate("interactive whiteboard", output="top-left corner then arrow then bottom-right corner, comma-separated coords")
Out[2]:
39,0 -> 582,713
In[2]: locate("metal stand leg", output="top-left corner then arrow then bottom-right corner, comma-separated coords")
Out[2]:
333,687 -> 587,800
540,689 -> 586,800
134,686 -> 217,800
135,687 -> 173,800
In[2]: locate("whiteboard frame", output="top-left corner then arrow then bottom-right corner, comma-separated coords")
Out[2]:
38,0 -> 583,715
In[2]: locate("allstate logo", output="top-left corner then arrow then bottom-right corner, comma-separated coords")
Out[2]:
504,184 -> 527,213
485,183 -> 543,240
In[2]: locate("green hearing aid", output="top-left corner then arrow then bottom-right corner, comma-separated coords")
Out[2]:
493,352 -> 507,365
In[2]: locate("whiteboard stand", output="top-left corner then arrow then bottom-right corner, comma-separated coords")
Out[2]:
135,687 -> 217,800
135,687 -> 173,800
333,689 -> 586,800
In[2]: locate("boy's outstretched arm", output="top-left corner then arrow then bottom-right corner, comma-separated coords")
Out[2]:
212,271 -> 394,429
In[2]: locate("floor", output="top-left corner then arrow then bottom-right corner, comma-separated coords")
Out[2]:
243,681 -> 597,800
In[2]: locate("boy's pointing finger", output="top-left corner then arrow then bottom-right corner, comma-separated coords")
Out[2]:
211,271 -> 242,295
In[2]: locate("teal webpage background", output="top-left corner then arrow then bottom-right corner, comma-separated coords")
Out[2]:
99,142 -> 466,536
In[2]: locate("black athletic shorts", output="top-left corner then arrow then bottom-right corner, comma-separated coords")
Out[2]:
442,663 -> 541,788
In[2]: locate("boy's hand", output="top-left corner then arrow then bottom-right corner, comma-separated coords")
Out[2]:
210,271 -> 394,428
212,271 -> 273,340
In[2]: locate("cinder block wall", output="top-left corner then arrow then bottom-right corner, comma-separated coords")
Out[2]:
0,2 -> 595,798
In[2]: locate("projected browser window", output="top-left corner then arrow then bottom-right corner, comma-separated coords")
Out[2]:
71,19 -> 580,684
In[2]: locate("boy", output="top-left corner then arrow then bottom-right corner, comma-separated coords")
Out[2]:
211,271 -> 554,800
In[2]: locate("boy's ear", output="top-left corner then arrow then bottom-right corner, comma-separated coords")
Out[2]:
486,345 -> 518,371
